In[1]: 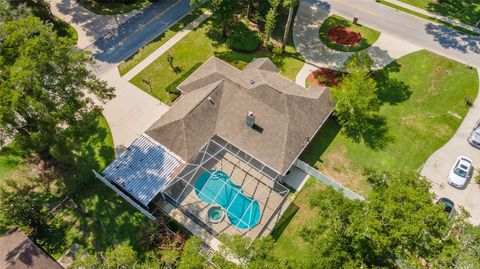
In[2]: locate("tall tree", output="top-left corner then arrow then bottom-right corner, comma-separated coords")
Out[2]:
0,182 -> 50,236
264,0 -> 280,43
209,0 -> 238,37
178,237 -> 208,269
330,52 -> 382,145
0,2 -> 114,161
302,172 -> 458,268
213,234 -> 290,268
281,0 -> 298,51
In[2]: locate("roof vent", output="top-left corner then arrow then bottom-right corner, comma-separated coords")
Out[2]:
249,79 -> 256,85
246,111 -> 255,128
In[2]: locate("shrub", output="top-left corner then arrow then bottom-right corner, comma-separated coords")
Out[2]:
272,46 -> 283,55
227,23 -> 261,53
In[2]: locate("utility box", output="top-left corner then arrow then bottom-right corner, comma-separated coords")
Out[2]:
353,16 -> 359,24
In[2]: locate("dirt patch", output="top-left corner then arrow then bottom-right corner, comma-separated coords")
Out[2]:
316,146 -> 371,196
327,25 -> 362,46
307,68 -> 345,87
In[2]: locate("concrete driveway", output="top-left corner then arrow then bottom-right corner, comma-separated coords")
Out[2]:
421,70 -> 480,225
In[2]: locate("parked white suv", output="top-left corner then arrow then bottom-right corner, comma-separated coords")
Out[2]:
448,156 -> 473,188
468,120 -> 480,148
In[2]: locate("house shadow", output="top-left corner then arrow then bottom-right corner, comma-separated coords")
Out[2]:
299,117 -> 341,166
269,202 -> 299,240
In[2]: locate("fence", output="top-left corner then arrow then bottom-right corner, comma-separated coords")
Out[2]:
294,159 -> 365,201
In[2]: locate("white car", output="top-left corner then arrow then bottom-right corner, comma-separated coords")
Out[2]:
448,156 -> 473,188
468,120 -> 480,148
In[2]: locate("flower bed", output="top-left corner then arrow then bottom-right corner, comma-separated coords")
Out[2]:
327,25 -> 362,46
307,68 -> 344,87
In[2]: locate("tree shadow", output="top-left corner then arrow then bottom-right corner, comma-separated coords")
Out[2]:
360,115 -> 393,150
425,23 -> 480,54
373,61 -> 412,105
427,0 -> 480,26
299,117 -> 341,166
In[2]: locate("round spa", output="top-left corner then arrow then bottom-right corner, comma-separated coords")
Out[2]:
207,205 -> 225,223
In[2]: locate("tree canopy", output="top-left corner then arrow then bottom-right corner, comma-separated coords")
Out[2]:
300,171 -> 478,268
330,52 -> 387,148
0,1 -> 114,161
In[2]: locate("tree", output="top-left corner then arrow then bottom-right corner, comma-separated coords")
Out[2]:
301,172 -> 458,268
264,0 -> 280,43
0,182 -> 50,236
104,243 -> 138,269
72,243 -> 139,269
0,3 -> 114,161
70,248 -> 102,269
213,234 -> 290,268
330,52 -> 383,146
209,0 -> 238,37
281,0 -> 298,51
178,237 -> 208,269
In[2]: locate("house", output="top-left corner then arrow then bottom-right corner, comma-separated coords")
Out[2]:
0,228 -> 63,269
98,57 -> 334,241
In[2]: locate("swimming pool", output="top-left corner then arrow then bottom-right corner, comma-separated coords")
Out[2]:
194,170 -> 261,229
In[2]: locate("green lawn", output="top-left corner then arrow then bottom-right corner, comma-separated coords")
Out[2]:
119,8 -> 208,76
77,0 -> 150,15
319,14 -> 380,52
130,18 -> 305,105
272,178 -> 323,261
397,0 -> 480,26
0,117 -> 155,259
300,50 -> 479,196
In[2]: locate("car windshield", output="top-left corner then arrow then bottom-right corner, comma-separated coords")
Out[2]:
454,168 -> 467,178
475,128 -> 480,135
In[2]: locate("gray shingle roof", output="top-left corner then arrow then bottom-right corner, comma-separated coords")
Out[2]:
146,57 -> 334,175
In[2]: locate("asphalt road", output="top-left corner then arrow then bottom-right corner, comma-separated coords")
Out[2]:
319,0 -> 480,67
87,0 -> 191,74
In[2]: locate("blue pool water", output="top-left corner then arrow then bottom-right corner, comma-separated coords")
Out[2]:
194,170 -> 261,229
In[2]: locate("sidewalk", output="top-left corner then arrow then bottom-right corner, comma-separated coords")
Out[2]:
381,0 -> 480,35
122,10 -> 212,81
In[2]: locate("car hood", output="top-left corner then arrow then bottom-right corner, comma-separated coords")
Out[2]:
449,172 -> 467,186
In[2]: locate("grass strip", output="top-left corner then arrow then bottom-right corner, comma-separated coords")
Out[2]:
377,0 -> 479,36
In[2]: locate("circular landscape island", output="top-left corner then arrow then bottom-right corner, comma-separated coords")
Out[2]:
319,15 -> 380,52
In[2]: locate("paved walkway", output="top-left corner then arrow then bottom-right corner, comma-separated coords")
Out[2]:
122,10 -> 212,81
421,69 -> 480,225
45,0 -> 142,49
293,0 -> 420,86
382,0 -> 480,35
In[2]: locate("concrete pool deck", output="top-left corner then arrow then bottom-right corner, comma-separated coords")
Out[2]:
163,150 -> 291,240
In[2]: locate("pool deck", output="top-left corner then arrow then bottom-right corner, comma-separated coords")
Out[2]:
160,150 -> 291,241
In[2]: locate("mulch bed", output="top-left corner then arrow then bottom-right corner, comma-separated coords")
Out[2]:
307,68 -> 345,87
327,25 -> 362,46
